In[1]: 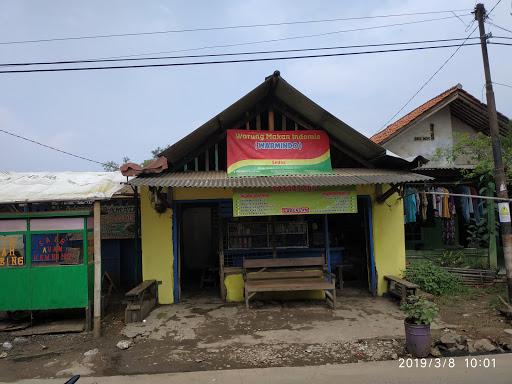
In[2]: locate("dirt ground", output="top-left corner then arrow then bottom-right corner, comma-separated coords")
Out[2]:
0,287 -> 511,382
432,284 -> 512,346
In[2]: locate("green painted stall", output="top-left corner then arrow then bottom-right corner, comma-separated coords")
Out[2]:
0,211 -> 93,312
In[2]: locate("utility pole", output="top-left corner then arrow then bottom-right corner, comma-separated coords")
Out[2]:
475,3 -> 512,303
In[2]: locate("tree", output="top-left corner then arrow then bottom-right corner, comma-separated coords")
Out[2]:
435,126 -> 512,181
102,156 -> 130,172
141,146 -> 170,167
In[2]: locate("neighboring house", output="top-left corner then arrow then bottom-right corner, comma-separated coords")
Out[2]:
0,172 -> 140,327
128,71 -> 431,305
371,84 -> 510,270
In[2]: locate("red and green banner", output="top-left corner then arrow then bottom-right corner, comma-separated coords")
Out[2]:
227,129 -> 332,176
233,187 -> 357,217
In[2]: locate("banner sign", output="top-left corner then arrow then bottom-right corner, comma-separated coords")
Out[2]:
0,234 -> 25,267
101,202 -> 137,239
233,187 -> 357,217
227,129 -> 332,176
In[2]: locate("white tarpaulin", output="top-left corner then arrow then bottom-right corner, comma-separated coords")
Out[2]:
0,171 -> 127,203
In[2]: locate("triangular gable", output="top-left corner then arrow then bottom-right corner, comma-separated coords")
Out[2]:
160,71 -> 389,171
371,84 -> 510,145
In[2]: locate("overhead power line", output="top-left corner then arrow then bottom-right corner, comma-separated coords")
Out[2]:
493,81 -> 512,89
0,37 -> 489,68
0,42 -> 482,74
377,26 -> 479,130
487,20 -> 512,34
0,128 -> 106,166
376,0 -> 504,131
0,9 -> 471,46
489,41 -> 512,46
86,14 -> 473,61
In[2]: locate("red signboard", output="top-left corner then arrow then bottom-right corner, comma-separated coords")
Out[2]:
227,129 -> 332,176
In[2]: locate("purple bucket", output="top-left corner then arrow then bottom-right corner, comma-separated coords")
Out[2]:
404,321 -> 431,358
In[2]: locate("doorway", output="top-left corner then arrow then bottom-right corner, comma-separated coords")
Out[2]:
179,205 -> 219,298
328,196 -> 375,294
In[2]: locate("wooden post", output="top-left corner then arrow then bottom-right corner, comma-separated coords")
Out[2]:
93,201 -> 102,338
324,215 -> 331,274
476,3 -> 512,302
282,114 -> 287,131
219,221 -> 226,301
268,109 -> 274,131
256,114 -> 261,130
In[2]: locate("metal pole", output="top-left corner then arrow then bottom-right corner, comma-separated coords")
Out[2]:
93,201 -> 102,337
475,3 -> 512,302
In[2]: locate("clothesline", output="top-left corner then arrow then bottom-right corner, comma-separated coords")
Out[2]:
421,191 -> 512,203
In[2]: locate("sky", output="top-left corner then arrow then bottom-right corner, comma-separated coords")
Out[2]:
0,0 -> 510,171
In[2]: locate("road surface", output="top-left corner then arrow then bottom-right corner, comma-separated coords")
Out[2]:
12,354 -> 512,384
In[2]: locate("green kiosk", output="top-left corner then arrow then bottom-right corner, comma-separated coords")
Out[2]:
0,211 -> 94,324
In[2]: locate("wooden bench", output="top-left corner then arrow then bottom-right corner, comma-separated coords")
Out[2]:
384,275 -> 419,303
443,267 -> 497,286
243,257 -> 336,309
124,279 -> 158,323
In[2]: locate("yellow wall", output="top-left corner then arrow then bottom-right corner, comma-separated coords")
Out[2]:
138,184 -> 406,303
371,185 -> 406,295
140,186 -> 174,304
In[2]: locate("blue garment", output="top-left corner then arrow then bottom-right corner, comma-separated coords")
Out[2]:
404,187 -> 417,223
458,186 -> 472,222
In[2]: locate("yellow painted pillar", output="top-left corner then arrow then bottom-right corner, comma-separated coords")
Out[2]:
139,186 -> 174,304
371,186 -> 406,295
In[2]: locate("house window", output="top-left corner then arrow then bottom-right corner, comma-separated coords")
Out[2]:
413,123 -> 435,141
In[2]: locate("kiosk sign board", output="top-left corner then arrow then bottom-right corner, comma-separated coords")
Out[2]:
233,187 -> 357,217
0,234 -> 25,267
227,129 -> 332,176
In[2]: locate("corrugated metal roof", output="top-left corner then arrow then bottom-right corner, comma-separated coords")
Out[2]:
129,169 -> 432,188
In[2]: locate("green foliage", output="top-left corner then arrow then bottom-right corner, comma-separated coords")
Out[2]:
102,161 -> 120,172
405,261 -> 465,296
466,217 -> 490,248
427,250 -> 465,267
102,156 -> 130,172
400,295 -> 439,325
141,146 -> 171,167
435,130 -> 512,180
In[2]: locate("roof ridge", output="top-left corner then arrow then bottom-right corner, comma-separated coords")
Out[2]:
370,84 -> 464,144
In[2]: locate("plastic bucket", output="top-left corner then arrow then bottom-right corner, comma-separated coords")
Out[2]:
404,321 -> 431,357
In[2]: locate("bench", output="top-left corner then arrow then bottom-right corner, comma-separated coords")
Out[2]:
384,275 -> 419,303
124,279 -> 158,323
243,256 -> 336,309
443,267 -> 497,286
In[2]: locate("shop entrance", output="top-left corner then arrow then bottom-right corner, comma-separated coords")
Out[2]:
328,197 -> 373,291
179,205 -> 219,298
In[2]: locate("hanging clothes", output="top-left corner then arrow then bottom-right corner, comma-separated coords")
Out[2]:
440,187 -> 450,219
426,192 -> 435,222
458,185 -> 473,223
470,186 -> 481,221
421,190 -> 428,221
442,216 -> 456,245
404,187 -> 418,223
